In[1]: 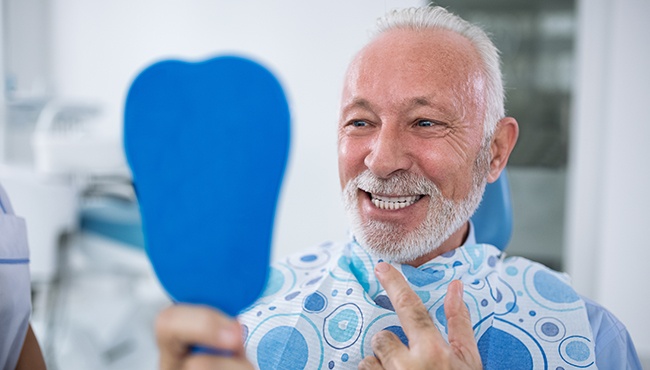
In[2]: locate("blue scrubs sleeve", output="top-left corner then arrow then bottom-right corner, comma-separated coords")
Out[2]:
0,184 -> 32,370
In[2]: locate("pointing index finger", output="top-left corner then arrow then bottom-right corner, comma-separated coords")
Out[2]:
374,262 -> 445,346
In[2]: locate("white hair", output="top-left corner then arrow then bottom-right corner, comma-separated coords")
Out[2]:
372,6 -> 504,140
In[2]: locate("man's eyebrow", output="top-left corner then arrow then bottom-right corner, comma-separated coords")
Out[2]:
342,96 -> 459,119
343,97 -> 430,112
407,96 -> 456,117
411,96 -> 432,106
408,96 -> 440,109
342,98 -> 373,111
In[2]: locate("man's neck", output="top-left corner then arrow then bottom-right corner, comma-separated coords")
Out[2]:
404,221 -> 470,267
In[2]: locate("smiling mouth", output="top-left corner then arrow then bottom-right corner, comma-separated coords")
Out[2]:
365,191 -> 424,210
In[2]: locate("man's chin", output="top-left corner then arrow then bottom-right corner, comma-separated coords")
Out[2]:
363,242 -> 440,265
352,224 -> 441,264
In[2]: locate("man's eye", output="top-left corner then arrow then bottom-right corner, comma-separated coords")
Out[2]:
417,120 -> 435,127
352,120 -> 367,127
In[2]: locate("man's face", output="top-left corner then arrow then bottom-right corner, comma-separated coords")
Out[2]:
338,28 -> 491,263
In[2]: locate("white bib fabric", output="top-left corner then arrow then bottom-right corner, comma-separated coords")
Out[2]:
239,240 -> 597,370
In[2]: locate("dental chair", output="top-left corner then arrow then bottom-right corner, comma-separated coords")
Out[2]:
46,185 -> 166,369
470,173 -> 513,251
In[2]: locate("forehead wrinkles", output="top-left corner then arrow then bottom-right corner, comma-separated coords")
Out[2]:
343,29 -> 487,124
342,64 -> 472,121
406,33 -> 487,126
453,69 -> 487,126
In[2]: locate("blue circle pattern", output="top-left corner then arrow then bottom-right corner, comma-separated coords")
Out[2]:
349,255 -> 370,292
442,249 -> 456,258
285,291 -> 300,301
415,290 -> 430,304
262,267 -> 284,297
533,270 -> 580,304
288,250 -> 330,269
327,310 -> 359,342
246,313 -> 324,369
373,295 -> 394,311
331,244 -> 383,298
566,341 -> 590,362
542,322 -> 560,337
253,263 -> 297,307
257,326 -> 309,370
435,305 -> 448,332
384,326 -> 409,347
301,254 -> 318,262
303,291 -> 327,313
241,242 -> 595,369
402,265 -> 445,287
337,256 -> 350,273
559,336 -> 594,367
535,317 -> 566,343
324,304 -> 364,350
478,327 -> 533,369
462,244 -> 485,272
304,275 -> 323,287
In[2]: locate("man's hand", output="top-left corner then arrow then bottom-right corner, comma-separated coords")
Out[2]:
358,262 -> 482,370
155,304 -> 254,370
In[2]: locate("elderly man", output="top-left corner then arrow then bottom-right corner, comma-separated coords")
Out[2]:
156,6 -> 640,370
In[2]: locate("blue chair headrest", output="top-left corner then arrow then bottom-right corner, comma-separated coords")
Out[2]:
470,171 -> 513,251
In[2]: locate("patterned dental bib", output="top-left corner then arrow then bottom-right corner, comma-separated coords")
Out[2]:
238,241 -> 596,370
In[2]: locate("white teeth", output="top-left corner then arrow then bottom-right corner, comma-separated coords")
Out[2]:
369,194 -> 421,210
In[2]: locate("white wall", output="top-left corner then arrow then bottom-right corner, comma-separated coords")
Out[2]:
566,0 -> 650,361
48,0 -> 422,260
2,0 -> 51,99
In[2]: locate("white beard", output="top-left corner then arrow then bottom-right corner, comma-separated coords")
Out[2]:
342,146 -> 490,264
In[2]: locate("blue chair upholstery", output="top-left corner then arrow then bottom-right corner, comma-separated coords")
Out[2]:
79,198 -> 145,250
470,171 -> 513,251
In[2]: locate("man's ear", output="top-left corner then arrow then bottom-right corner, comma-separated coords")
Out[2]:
487,116 -> 519,183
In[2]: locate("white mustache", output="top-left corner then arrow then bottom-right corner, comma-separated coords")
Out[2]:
350,170 -> 441,198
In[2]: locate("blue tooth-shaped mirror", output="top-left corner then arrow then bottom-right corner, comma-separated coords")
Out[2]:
124,55 -> 290,317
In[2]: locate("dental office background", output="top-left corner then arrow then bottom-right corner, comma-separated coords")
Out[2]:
1,0 -> 648,369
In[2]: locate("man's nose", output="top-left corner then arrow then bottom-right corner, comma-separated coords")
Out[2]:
364,125 -> 412,178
